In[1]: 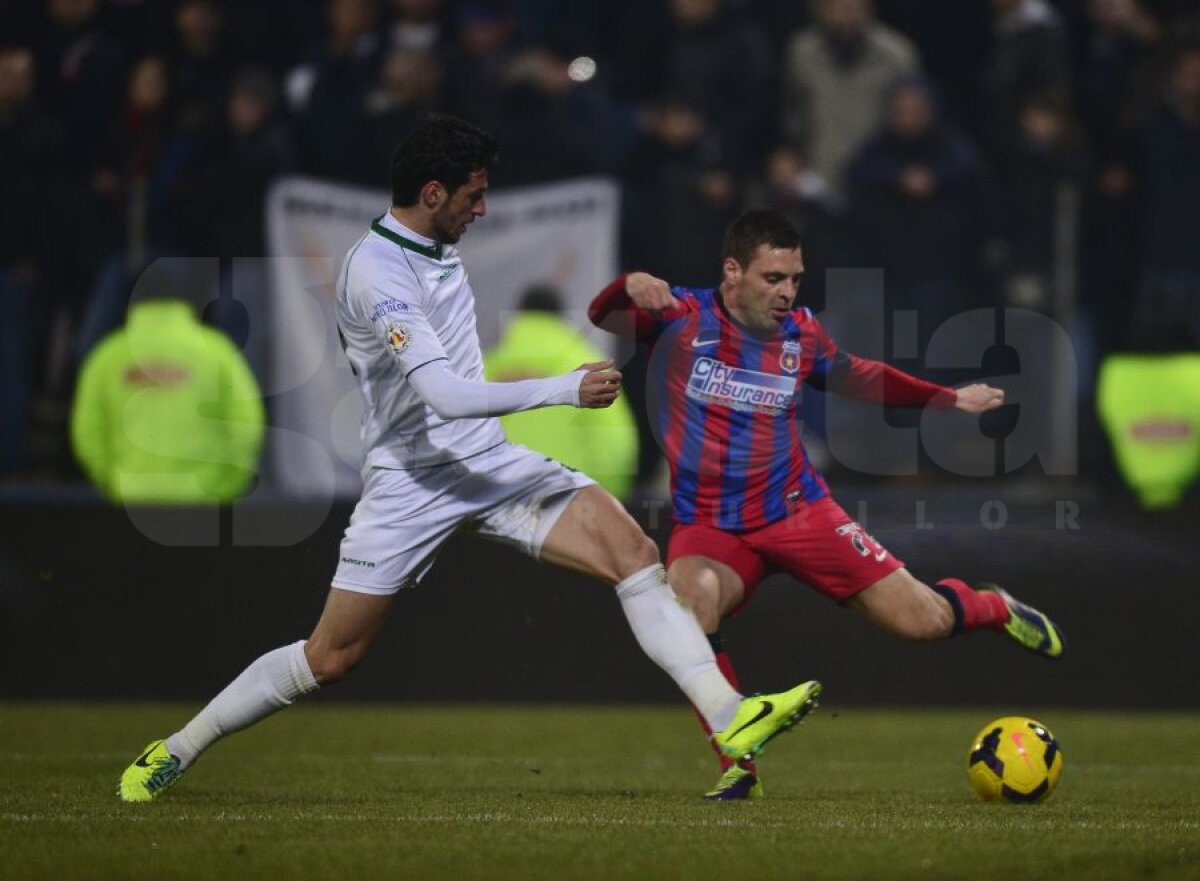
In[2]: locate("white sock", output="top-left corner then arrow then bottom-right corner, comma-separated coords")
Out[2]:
166,640 -> 318,768
615,564 -> 742,732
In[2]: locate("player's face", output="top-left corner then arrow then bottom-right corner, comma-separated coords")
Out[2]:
723,244 -> 804,333
432,169 -> 489,243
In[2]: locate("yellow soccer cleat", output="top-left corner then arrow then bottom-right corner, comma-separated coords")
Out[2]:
712,680 -> 822,763
978,583 -> 1066,660
119,739 -> 185,803
703,765 -> 764,801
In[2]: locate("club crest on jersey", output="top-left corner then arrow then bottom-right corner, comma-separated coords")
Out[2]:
780,339 -> 801,374
386,320 -> 412,356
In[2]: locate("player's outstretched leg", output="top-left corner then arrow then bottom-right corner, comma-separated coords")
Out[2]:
977,582 -> 1066,659
711,679 -> 823,764
119,589 -> 393,802
929,577 -> 1066,659
538,487 -> 819,769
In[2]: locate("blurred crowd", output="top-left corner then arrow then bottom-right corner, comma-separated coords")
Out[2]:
2,0 -> 1199,484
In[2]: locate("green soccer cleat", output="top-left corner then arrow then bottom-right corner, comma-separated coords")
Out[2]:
712,680 -> 822,763
979,583 -> 1066,660
119,739 -> 185,803
704,765 -> 764,801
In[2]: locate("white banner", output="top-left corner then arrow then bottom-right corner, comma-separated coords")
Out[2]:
265,175 -> 621,498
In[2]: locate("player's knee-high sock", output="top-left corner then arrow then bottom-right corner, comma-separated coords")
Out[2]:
931,578 -> 1009,634
616,564 -> 742,733
165,640 -> 318,768
690,633 -> 757,773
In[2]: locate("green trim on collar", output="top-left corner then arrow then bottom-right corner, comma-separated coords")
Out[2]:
370,216 -> 443,259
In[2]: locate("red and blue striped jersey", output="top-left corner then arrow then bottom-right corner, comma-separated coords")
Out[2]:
590,276 -> 957,531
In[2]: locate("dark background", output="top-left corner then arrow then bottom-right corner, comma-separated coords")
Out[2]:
3,486 -> 1195,708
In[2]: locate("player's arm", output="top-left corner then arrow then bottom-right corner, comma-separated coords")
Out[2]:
805,317 -> 1002,413
407,358 -> 621,419
588,272 -> 689,341
361,286 -> 619,419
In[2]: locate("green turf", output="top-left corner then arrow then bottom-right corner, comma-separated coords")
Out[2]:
1,703 -> 1197,881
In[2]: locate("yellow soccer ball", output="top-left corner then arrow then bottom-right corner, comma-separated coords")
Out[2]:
967,716 -> 1063,803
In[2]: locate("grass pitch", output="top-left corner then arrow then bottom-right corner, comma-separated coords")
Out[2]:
1,703 -> 1197,881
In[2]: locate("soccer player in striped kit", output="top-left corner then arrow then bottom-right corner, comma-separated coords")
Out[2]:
590,208 -> 1066,801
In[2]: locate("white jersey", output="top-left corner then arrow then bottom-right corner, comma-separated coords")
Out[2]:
336,211 -> 505,470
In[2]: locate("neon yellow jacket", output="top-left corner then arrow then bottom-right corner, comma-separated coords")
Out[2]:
1096,354 -> 1200,509
71,300 -> 266,503
484,311 -> 638,500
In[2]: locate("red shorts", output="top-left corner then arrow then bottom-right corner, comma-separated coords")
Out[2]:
666,496 -> 905,608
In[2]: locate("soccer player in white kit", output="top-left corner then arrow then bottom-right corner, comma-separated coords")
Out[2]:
119,116 -> 821,802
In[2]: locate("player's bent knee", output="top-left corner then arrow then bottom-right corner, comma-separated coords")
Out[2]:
609,529 -> 661,581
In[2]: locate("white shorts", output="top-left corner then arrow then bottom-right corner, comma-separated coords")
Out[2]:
331,442 -> 594,595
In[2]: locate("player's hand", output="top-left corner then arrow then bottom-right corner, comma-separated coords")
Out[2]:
955,383 -> 1004,414
626,272 -> 680,313
575,359 -> 622,409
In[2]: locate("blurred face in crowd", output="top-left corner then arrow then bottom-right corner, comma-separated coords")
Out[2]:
722,244 -> 804,334
1174,51 -> 1200,104
428,169 -> 488,243
1021,102 -> 1065,146
380,48 -> 441,103
49,0 -> 98,30
820,0 -> 872,41
176,0 -> 223,53
888,86 -> 934,140
329,0 -> 378,45
0,48 -> 34,110
671,0 -> 720,28
1087,0 -> 1136,30
393,0 -> 442,22
458,9 -> 512,57
129,57 -> 168,112
765,146 -> 804,194
228,86 -> 267,136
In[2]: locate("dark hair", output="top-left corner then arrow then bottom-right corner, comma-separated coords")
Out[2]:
390,114 -> 499,206
721,208 -> 801,268
518,284 -> 563,314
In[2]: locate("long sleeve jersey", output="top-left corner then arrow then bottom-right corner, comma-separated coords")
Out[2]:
590,275 -> 957,530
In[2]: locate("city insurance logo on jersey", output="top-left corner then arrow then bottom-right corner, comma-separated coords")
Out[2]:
686,357 -> 795,416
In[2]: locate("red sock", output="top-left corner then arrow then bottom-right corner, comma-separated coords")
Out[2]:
932,578 -> 1009,633
692,634 -> 756,774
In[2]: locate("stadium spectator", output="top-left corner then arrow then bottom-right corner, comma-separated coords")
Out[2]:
1075,0 -> 1162,162
385,0 -> 448,52
287,0 -> 384,183
1076,0 -> 1161,355
983,0 -> 1071,162
71,283 -> 265,504
200,69 -> 297,257
484,285 -> 639,500
846,78 -> 980,340
782,0 -> 920,186
440,0 -> 517,137
33,0 -> 127,172
0,46 -> 65,473
76,55 -> 207,365
167,0 -> 236,144
497,42 -> 636,185
985,96 -> 1086,314
1134,45 -> 1200,350
363,48 -> 442,183
653,0 -> 773,175
755,144 -> 849,307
